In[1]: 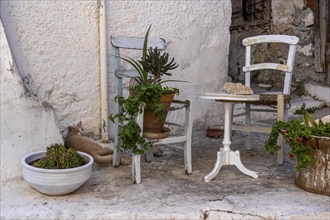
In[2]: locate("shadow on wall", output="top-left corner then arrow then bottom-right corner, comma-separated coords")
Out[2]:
0,21 -> 63,182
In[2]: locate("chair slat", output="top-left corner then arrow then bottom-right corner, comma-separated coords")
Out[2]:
243,63 -> 290,72
111,36 -> 166,50
243,35 -> 299,46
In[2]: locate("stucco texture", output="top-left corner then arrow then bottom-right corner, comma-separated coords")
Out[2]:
1,0 -> 232,139
1,1 -> 232,181
1,20 -> 63,182
0,1 -> 101,136
107,0 -> 232,135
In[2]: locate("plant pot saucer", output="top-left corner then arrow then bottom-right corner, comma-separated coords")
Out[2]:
143,127 -> 170,140
206,127 -> 224,138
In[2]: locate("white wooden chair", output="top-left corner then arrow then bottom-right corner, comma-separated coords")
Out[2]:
231,35 -> 299,164
111,35 -> 193,184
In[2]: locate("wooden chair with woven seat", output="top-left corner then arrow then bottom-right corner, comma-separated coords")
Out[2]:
231,35 -> 299,164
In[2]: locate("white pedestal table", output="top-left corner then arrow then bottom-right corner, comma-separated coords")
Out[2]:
199,92 -> 259,182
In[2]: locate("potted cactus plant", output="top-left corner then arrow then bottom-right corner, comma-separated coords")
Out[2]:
265,111 -> 330,196
21,144 -> 94,196
109,25 -> 185,155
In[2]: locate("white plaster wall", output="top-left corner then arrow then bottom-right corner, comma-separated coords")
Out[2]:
1,0 -> 232,139
1,21 -> 63,183
0,1 -> 101,136
0,1 -> 232,181
107,0 -> 232,134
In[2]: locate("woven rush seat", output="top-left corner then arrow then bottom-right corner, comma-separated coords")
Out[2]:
245,93 -> 291,105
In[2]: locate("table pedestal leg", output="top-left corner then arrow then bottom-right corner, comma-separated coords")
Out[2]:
205,102 -> 258,182
204,149 -> 226,182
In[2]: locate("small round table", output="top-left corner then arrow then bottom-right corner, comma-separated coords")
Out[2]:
199,92 -> 259,182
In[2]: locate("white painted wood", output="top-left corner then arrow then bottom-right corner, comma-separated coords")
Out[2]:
245,45 -> 251,88
111,35 -> 167,170
276,95 -> 285,165
284,44 -> 298,95
200,92 -> 259,101
242,35 -> 299,46
232,35 -> 298,160
243,63 -> 290,72
204,101 -> 258,182
133,107 -> 144,184
111,36 -> 166,50
202,35 -> 298,170
153,136 -> 187,145
132,154 -> 141,184
245,103 -> 251,150
184,99 -> 193,174
112,44 -> 123,167
111,35 -> 194,183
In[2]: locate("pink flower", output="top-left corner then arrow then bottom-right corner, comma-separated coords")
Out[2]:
289,153 -> 294,159
281,129 -> 288,134
296,138 -> 301,142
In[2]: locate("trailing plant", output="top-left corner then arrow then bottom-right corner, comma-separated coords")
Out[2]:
109,25 -> 183,155
265,111 -> 330,171
32,144 -> 84,169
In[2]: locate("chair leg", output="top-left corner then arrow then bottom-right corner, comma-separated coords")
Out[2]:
112,125 -> 121,167
276,95 -> 285,165
132,154 -> 141,184
132,108 -> 144,184
245,103 -> 252,150
184,100 -> 193,174
113,77 -> 123,167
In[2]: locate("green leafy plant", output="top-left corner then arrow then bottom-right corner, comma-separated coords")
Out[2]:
109,25 -> 183,155
265,111 -> 330,170
32,144 -> 84,169
293,81 -> 305,97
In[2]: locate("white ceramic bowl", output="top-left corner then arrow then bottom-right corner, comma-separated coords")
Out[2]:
22,150 -> 94,196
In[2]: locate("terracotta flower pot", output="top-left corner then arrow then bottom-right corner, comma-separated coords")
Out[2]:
294,136 -> 330,196
143,93 -> 174,134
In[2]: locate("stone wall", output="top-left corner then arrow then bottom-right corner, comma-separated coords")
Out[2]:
229,0 -> 328,95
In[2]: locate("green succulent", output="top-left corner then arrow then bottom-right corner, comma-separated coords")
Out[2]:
141,47 -> 178,82
32,144 -> 84,169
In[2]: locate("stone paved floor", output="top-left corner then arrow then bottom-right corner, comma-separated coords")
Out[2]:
1,126 -> 329,219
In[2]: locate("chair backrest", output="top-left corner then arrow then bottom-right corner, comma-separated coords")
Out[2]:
111,35 -> 166,100
242,35 -> 299,95
111,35 -> 166,79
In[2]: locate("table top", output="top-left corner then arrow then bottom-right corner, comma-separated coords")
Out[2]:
198,92 -> 260,102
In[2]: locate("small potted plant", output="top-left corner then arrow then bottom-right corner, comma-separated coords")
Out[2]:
21,143 -> 94,196
109,25 -> 185,155
265,111 -> 330,196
